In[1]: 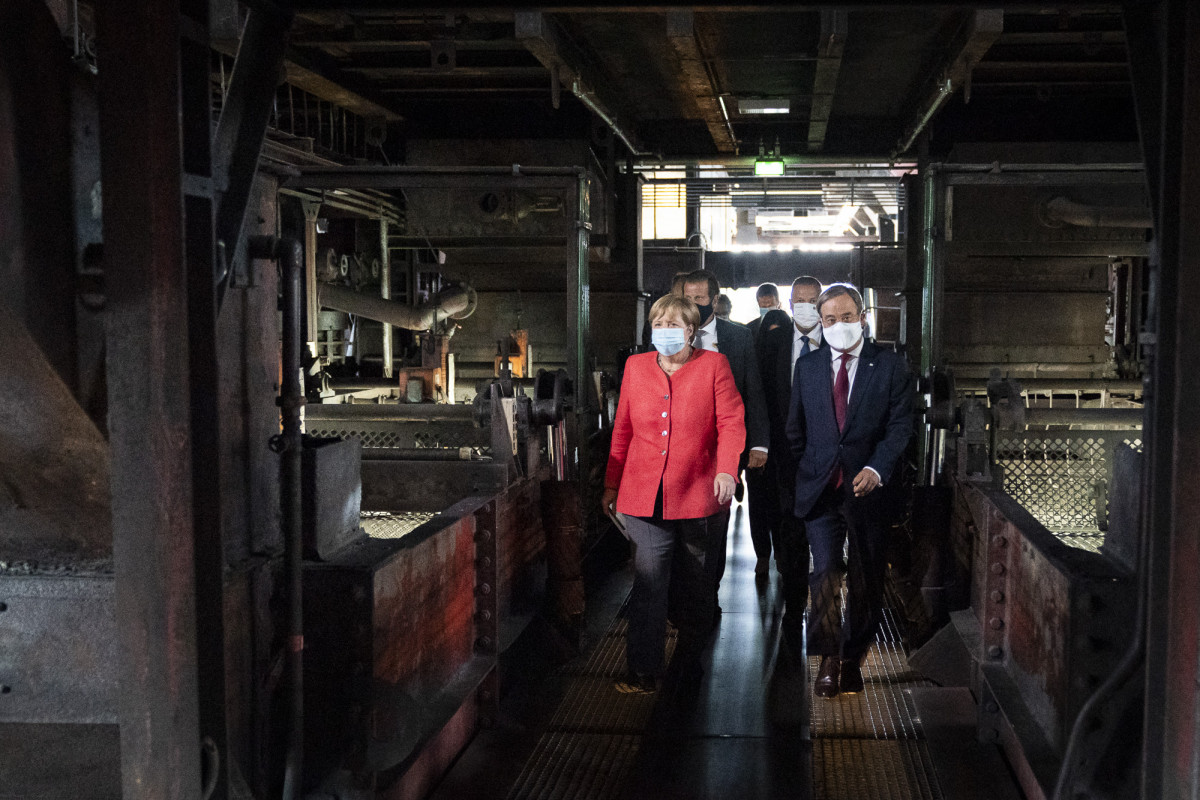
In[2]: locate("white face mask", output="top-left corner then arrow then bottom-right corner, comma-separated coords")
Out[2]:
793,302 -> 820,329
823,320 -> 864,351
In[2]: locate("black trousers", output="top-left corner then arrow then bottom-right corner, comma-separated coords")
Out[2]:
745,458 -> 782,561
773,460 -> 809,638
804,481 -> 890,662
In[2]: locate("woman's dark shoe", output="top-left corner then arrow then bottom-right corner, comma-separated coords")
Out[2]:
814,656 -> 840,699
615,672 -> 658,695
839,659 -> 865,694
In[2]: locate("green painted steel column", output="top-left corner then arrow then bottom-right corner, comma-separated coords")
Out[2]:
567,172 -> 593,479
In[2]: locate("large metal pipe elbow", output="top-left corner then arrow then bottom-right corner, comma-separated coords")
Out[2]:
1041,196 -> 1153,229
318,282 -> 475,330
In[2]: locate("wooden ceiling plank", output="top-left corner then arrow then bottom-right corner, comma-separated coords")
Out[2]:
666,11 -> 737,154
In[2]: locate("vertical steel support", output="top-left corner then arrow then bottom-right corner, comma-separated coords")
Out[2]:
95,1 -> 203,796
1138,2 -> 1200,799
380,216 -> 393,378
302,200 -> 321,352
633,172 -> 646,346
920,166 -> 945,376
567,173 -> 592,476
179,0 -> 231,796
918,166 -> 945,482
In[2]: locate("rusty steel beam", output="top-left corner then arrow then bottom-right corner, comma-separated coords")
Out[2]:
1137,2 -> 1200,799
213,3 -> 294,299
665,11 -> 736,154
807,10 -> 847,153
894,9 -> 1004,157
94,0 -> 203,796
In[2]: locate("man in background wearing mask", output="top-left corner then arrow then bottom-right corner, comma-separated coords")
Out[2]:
746,283 -> 781,338
680,270 -> 770,616
757,277 -> 825,609
714,293 -> 733,321
785,283 -> 912,700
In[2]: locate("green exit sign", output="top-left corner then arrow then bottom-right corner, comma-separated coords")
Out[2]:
754,159 -> 785,176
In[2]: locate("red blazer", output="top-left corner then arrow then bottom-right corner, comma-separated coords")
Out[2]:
605,349 -> 746,519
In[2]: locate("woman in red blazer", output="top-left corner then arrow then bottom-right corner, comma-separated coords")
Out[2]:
602,294 -> 746,694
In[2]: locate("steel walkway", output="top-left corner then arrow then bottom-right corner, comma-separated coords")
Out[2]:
430,505 -> 1019,800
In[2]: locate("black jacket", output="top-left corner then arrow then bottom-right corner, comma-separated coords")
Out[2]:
758,323 -> 828,468
709,317 -> 770,452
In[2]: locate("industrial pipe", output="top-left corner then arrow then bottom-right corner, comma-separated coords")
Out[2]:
1041,195 -> 1153,229
249,235 -> 305,800
893,77 -> 953,159
569,78 -> 654,158
318,282 -> 476,330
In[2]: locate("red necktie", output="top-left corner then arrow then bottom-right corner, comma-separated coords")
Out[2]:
831,354 -> 851,489
834,353 -> 851,431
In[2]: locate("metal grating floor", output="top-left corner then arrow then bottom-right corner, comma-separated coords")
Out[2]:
472,501 -> 952,800
505,619 -> 676,799
810,607 -> 944,800
503,604 -> 944,799
813,740 -> 942,800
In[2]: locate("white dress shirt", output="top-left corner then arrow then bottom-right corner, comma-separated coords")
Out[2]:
792,323 -> 823,369
695,316 -> 719,352
829,337 -> 881,484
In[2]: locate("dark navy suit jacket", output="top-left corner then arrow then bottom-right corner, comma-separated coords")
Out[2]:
759,323 -> 828,468
785,341 -> 913,518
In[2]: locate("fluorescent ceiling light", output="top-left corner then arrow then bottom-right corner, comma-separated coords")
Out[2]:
739,98 -> 791,115
753,159 -> 785,176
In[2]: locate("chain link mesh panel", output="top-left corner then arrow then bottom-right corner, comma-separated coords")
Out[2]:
360,510 -> 439,539
995,430 -> 1142,539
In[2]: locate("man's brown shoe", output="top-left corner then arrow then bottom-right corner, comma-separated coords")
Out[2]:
814,656 -> 840,699
839,659 -> 865,694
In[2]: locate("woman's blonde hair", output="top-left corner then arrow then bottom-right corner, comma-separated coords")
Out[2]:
648,293 -> 701,331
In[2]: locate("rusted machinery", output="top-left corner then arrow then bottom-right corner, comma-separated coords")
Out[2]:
299,370 -> 576,798
916,371 -> 1143,800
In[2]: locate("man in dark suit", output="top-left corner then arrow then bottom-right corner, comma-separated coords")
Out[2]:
758,276 -> 826,610
786,283 -> 912,699
746,282 -> 781,339
681,270 -> 770,608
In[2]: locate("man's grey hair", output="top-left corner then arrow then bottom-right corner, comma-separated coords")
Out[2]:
816,283 -> 864,315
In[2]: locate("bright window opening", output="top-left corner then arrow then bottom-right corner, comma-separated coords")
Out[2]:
642,171 -> 687,240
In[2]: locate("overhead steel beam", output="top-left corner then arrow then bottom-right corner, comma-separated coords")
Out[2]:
893,9 -> 1004,158
665,11 -> 737,154
807,10 -> 848,153
515,11 -> 645,155
210,43 -> 403,126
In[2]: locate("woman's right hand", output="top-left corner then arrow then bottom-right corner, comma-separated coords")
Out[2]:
601,488 -> 618,519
